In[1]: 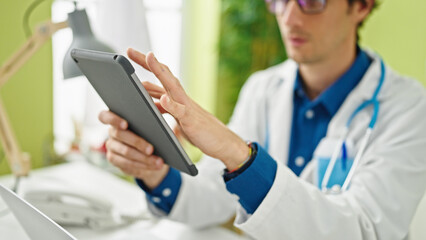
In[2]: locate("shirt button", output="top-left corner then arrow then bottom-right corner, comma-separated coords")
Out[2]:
152,197 -> 161,203
305,109 -> 315,119
295,156 -> 305,167
162,188 -> 172,197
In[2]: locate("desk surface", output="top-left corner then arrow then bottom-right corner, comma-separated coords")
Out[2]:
0,161 -> 251,240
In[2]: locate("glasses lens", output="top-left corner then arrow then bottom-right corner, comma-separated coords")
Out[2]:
298,0 -> 326,13
265,0 -> 326,14
265,0 -> 288,15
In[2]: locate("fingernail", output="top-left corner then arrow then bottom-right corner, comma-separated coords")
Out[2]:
164,95 -> 170,103
155,158 -> 162,167
120,121 -> 127,129
146,145 -> 153,155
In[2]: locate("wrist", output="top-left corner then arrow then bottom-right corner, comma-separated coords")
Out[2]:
141,165 -> 170,190
224,140 -> 250,170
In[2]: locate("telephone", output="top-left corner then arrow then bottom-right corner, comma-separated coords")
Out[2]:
17,161 -> 152,230
23,188 -> 150,229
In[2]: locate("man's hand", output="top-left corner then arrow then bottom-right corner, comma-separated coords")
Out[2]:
127,48 -> 249,170
98,111 -> 169,189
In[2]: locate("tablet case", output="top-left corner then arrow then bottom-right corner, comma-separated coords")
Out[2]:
71,49 -> 198,176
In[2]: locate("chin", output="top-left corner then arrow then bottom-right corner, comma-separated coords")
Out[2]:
286,49 -> 306,64
286,47 -> 318,64
285,43 -> 305,62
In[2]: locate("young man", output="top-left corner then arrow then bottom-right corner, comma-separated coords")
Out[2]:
99,0 -> 426,239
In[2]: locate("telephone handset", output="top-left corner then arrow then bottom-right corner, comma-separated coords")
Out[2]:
23,189 -> 149,229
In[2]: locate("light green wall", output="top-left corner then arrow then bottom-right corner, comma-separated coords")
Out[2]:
0,1 -> 53,175
181,0 -> 221,161
360,0 -> 426,85
182,0 -> 221,113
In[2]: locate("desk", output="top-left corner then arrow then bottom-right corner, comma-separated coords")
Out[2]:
0,161 -> 251,240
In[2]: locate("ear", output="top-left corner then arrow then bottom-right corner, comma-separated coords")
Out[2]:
350,0 -> 375,25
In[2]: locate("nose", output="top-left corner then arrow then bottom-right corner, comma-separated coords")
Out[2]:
280,0 -> 303,27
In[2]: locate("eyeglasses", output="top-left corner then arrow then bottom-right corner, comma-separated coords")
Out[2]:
265,0 -> 327,15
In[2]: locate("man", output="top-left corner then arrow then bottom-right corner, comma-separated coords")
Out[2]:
99,0 -> 426,239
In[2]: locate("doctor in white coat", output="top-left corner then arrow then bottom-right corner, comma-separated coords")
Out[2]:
99,0 -> 426,239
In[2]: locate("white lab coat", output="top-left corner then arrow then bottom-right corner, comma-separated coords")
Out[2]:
147,50 -> 426,240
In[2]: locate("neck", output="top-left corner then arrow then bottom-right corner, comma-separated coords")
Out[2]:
299,44 -> 357,100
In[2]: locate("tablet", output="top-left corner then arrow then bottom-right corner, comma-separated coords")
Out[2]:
71,49 -> 198,176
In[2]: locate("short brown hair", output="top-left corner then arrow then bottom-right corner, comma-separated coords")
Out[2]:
348,0 -> 379,41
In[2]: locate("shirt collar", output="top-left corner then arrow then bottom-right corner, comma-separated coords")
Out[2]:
294,46 -> 372,115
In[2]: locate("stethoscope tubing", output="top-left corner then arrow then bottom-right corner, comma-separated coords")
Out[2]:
321,59 -> 386,193
262,58 -> 386,193
341,128 -> 372,191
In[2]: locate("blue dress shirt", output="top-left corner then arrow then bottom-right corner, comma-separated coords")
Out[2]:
288,48 -> 372,176
138,47 -> 371,215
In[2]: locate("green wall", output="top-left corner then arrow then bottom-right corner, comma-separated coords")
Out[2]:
182,0 -> 221,113
0,1 -> 53,175
181,0 -> 221,161
360,0 -> 426,85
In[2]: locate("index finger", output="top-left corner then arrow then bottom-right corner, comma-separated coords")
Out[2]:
98,110 -> 128,130
127,48 -> 151,72
146,52 -> 186,102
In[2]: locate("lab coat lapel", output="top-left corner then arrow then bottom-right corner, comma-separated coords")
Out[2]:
267,61 -> 297,165
300,51 -> 384,180
326,51 -> 384,140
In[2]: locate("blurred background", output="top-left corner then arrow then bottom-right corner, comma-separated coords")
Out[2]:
0,0 -> 425,194
0,0 -> 425,238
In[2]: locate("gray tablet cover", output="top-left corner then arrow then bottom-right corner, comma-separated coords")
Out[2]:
71,49 -> 197,176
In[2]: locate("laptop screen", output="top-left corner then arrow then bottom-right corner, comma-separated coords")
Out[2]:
0,184 -> 76,240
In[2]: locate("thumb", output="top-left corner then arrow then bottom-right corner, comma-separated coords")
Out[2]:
160,94 -> 186,120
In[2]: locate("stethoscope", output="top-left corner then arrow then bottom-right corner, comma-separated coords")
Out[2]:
264,59 -> 386,194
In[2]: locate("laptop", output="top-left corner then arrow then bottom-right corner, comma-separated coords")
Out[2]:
0,184 -> 76,240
